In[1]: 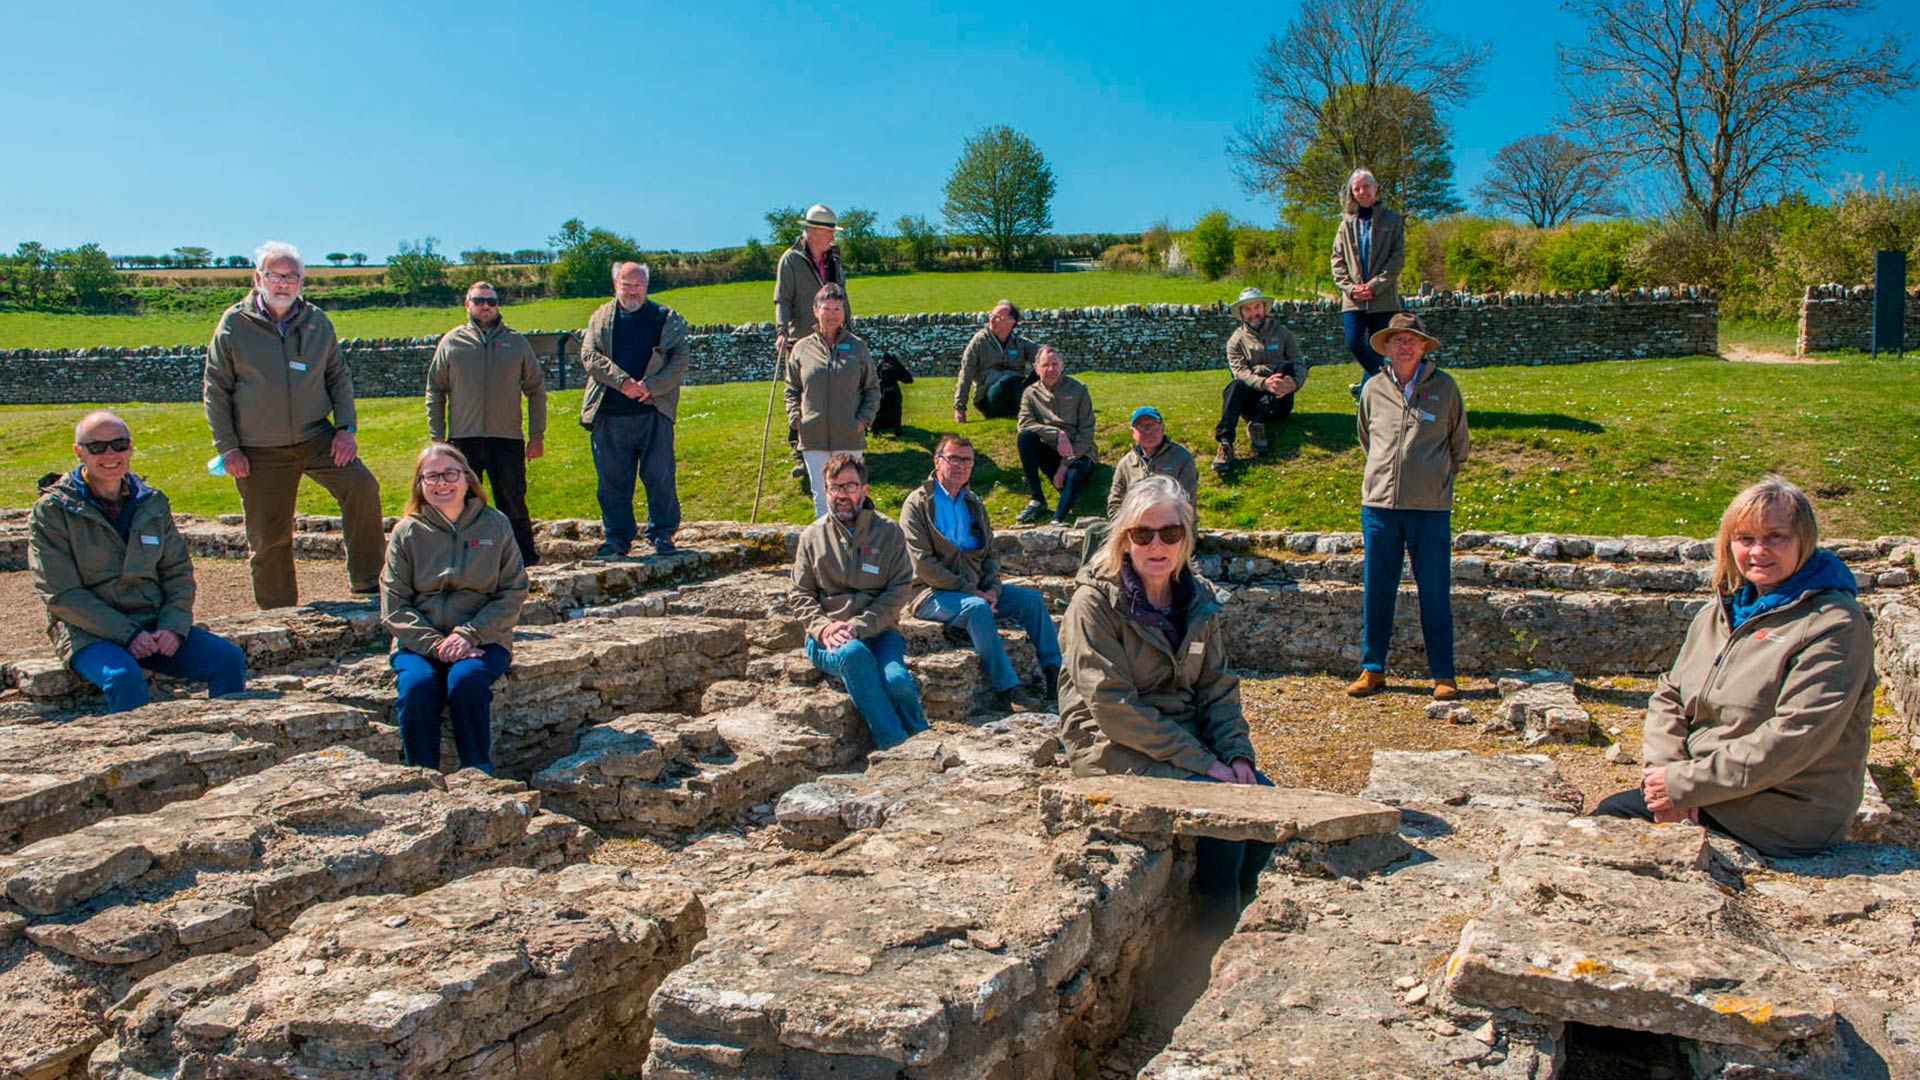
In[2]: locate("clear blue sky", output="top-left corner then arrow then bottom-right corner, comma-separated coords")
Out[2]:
4,0 -> 1914,261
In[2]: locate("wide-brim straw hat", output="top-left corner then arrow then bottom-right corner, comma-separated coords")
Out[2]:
1228,286 -> 1276,317
800,204 -> 839,229
1369,312 -> 1441,355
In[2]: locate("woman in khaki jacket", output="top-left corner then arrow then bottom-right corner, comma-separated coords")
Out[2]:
1059,475 -> 1271,926
1595,477 -> 1875,858
380,443 -> 530,774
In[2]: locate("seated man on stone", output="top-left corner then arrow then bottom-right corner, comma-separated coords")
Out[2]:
901,434 -> 1063,711
1214,286 -> 1306,474
791,453 -> 926,749
29,411 -> 248,713
1014,345 -> 1098,525
1083,406 -> 1200,564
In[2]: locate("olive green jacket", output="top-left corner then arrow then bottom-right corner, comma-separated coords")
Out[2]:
1107,440 -> 1199,517
1058,567 -> 1253,778
899,476 -> 1001,611
1018,375 -> 1098,462
30,472 -> 196,663
774,240 -> 847,343
954,326 -> 1041,412
205,296 -> 357,453
1641,588 -> 1875,857
784,331 -> 879,451
1357,363 -> 1468,511
790,503 -> 913,643
578,300 -> 692,426
1226,318 -> 1310,393
380,500 -> 529,655
426,320 -> 547,441
1331,206 -> 1406,313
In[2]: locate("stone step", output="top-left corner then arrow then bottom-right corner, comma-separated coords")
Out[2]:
0,746 -> 596,1080
1040,775 -> 1401,846
1360,749 -> 1588,814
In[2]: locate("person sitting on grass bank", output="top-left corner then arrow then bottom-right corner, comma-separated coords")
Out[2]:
1595,477 -> 1875,859
953,299 -> 1041,422
791,453 -> 926,749
1058,475 -> 1272,928
30,411 -> 248,714
381,443 -> 529,775
1081,406 -> 1200,565
901,434 -> 1063,712
579,261 -> 691,558
785,284 -> 880,520
1214,286 -> 1306,474
1015,345 -> 1097,525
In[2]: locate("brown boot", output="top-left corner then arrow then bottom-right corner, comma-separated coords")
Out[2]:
1345,670 -> 1385,697
1211,440 -> 1234,474
1432,678 -> 1460,701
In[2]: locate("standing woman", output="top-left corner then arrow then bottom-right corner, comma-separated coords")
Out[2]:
784,283 -> 879,519
1330,168 -> 1405,396
381,443 -> 529,774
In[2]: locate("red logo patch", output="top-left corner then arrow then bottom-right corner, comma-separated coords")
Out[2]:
1753,629 -> 1770,641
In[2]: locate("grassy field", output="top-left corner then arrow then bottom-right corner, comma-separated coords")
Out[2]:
3,356 -> 1914,537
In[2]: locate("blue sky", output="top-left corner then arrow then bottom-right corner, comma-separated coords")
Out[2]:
3,0 -> 1914,260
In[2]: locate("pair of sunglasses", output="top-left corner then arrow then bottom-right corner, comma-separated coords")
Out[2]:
80,438 -> 131,454
467,296 -> 500,306
1126,524 -> 1186,546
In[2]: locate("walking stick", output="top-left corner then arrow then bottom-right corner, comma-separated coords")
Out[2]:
749,345 -> 785,523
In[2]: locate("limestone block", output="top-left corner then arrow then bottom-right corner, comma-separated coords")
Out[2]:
1849,770 -> 1891,842
1361,750 -> 1585,814
1039,776 -> 1400,845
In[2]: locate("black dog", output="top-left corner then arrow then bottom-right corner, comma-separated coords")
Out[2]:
874,352 -> 914,437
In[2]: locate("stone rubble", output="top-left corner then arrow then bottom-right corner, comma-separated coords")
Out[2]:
1490,669 -> 1595,745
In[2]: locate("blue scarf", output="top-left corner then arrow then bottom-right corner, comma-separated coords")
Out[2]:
1727,548 -> 1856,630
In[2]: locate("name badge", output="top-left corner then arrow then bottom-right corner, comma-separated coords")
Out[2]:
860,562 -> 881,575
1187,640 -> 1205,656
837,343 -> 851,352
467,538 -> 493,548
1419,410 -> 1437,422
140,534 -> 160,546
289,361 -> 308,372
1265,344 -> 1279,351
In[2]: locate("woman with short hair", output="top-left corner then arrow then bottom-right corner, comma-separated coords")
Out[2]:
1595,476 -> 1875,858
380,443 -> 529,774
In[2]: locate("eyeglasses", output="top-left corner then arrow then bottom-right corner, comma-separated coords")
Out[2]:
825,481 -> 865,495
421,469 -> 466,484
467,296 -> 499,306
1126,524 -> 1186,546
79,437 -> 132,454
938,455 -> 975,466
261,271 -> 303,285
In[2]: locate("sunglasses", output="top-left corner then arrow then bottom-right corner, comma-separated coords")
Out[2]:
1126,524 -> 1186,546
467,296 -> 500,306
80,437 -> 132,454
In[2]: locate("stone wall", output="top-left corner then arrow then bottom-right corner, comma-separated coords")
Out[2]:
1797,283 -> 1920,354
0,289 -> 1716,405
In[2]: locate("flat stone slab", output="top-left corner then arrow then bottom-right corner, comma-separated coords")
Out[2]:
1040,776 -> 1400,845
1360,750 -> 1585,814
91,865 -> 704,1080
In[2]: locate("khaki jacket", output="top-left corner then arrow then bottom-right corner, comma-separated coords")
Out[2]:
380,500 -> 529,655
1107,440 -> 1199,517
30,472 -> 196,663
790,504 -> 913,642
426,320 -> 547,441
1058,567 -> 1253,778
899,476 -> 1001,611
1226,318 -> 1310,393
1018,375 -> 1098,462
1331,207 -> 1406,313
954,326 -> 1041,411
784,331 -> 879,451
578,299 -> 692,426
1641,589 -> 1876,857
1357,363 -> 1468,511
205,296 -> 357,453
774,240 -> 847,342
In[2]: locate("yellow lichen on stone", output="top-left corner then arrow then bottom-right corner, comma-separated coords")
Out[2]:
1568,959 -> 1612,976
1711,996 -> 1776,1024
1084,792 -> 1110,806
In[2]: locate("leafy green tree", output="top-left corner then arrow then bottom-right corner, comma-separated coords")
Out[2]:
387,237 -> 450,299
736,238 -> 775,280
224,255 -> 251,268
1188,211 -> 1237,280
350,252 -> 367,266
56,243 -> 119,310
6,242 -> 55,307
1286,82 -> 1462,217
171,246 -> 213,269
895,214 -> 942,270
325,252 -> 349,267
942,125 -> 1057,268
835,207 -> 884,271
763,206 -> 804,249
548,218 -> 644,298
512,249 -> 553,265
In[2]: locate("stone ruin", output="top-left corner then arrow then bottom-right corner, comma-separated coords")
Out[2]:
0,518 -> 1915,1079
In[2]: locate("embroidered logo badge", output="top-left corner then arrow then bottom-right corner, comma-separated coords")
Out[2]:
467,538 -> 493,548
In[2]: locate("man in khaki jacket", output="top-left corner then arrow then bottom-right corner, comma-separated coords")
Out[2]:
1015,346 -> 1097,525
578,262 -> 691,557
952,300 -> 1041,421
205,241 -> 382,609
1330,168 -> 1406,395
31,411 -> 247,713
1214,287 -> 1307,472
426,281 -> 547,565
775,204 -> 849,478
791,453 -> 925,749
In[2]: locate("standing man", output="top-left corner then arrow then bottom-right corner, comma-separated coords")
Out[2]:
31,411 -> 248,713
901,434 -> 1063,710
1347,314 -> 1469,702
205,241 -> 382,609
952,299 -> 1041,421
791,453 -> 925,749
1214,286 -> 1306,473
1014,345 -> 1097,525
426,281 -> 547,566
579,262 -> 690,557
1330,168 -> 1405,397
785,283 -> 879,518
775,205 -> 848,480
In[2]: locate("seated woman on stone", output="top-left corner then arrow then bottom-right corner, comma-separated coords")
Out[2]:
1058,475 -> 1271,924
380,443 -> 529,774
1595,476 -> 1874,858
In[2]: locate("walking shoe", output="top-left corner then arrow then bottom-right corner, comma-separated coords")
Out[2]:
1211,440 -> 1234,474
1348,382 -> 1362,401
594,542 -> 630,558
993,686 -> 1044,713
1016,500 -> 1049,525
1432,679 -> 1460,701
1344,670 -> 1386,697
651,538 -> 679,556
1248,421 -> 1268,454
1041,664 -> 1061,702
1050,513 -> 1073,526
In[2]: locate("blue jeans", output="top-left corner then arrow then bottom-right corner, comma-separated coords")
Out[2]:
71,628 -> 248,714
1360,506 -> 1455,679
590,409 -> 680,550
1343,310 -> 1396,379
391,644 -> 511,773
1187,769 -> 1277,912
805,630 -> 926,749
914,584 -> 1062,693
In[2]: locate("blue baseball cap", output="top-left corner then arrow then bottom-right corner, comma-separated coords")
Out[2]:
1129,406 -> 1163,425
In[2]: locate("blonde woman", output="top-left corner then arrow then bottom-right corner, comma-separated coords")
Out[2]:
380,443 -> 529,773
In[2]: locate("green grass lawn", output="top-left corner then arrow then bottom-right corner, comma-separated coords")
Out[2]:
4,356 -> 1914,537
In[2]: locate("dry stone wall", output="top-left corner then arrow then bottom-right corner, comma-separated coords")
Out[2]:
1797,283 -> 1920,354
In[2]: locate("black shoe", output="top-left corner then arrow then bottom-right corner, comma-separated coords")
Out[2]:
1015,500 -> 1048,525
1248,421 -> 1268,454
1348,382 -> 1362,401
594,542 -> 630,558
993,686 -> 1043,713
1211,440 -> 1234,474
790,448 -> 807,479
1041,665 -> 1060,702
1050,514 -> 1072,526
651,538 -> 678,556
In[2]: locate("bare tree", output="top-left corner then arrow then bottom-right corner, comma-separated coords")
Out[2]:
1559,0 -> 1915,232
1231,0 -> 1486,217
1476,134 -> 1623,226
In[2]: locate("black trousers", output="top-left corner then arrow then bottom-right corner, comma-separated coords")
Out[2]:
1016,429 -> 1093,519
977,372 -> 1031,419
451,436 -> 538,566
1593,788 -> 1730,837
1214,379 -> 1295,443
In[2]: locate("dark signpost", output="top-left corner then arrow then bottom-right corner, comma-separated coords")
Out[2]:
1873,250 -> 1905,359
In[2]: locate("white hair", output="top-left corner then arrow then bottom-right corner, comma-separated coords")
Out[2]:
254,241 -> 304,273
1347,168 -> 1377,188
612,261 -> 651,284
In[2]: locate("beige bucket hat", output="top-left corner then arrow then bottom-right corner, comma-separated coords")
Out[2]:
1369,312 -> 1442,354
800,204 -> 839,229
1228,286 -> 1277,317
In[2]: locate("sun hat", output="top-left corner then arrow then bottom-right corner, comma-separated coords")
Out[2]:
1368,312 -> 1441,355
1129,406 -> 1164,426
1228,286 -> 1276,317
800,204 -> 839,229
